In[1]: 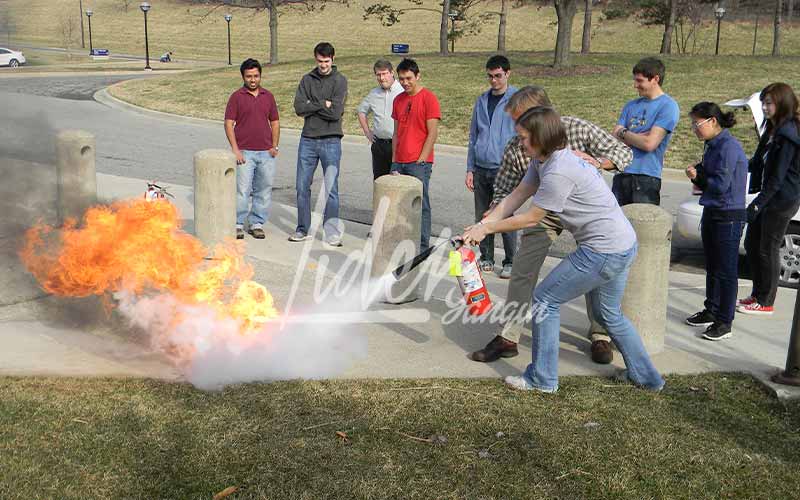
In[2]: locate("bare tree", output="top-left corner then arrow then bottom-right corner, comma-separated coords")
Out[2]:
553,0 -> 578,67
60,13 -> 79,60
788,0 -> 794,24
773,0 -> 783,56
661,0 -> 678,54
497,0 -> 509,52
581,0 -> 592,54
203,1 -> 342,65
364,0 -> 491,56
121,0 -> 133,12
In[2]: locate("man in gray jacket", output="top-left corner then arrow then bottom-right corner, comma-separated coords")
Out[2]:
290,42 -> 348,246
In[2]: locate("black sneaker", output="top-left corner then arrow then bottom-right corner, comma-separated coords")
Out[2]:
702,322 -> 732,341
686,310 -> 715,327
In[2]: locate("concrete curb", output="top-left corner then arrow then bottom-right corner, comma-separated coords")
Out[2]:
95,85 -> 471,156
95,82 -> 697,174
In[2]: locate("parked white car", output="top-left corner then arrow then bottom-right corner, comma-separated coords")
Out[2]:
0,47 -> 26,67
676,92 -> 800,288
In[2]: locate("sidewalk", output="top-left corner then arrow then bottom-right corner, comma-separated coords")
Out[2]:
1,172 -> 798,398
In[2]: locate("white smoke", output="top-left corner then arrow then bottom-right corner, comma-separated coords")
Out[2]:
113,275 -> 399,391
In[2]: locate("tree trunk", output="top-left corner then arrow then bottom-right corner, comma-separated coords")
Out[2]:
498,0 -> 508,53
440,0 -> 451,56
553,0 -> 578,67
773,0 -> 783,56
581,0 -> 592,54
789,0 -> 794,24
661,0 -> 677,54
268,0 -> 278,65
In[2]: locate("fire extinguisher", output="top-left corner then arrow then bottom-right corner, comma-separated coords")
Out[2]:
452,239 -> 492,316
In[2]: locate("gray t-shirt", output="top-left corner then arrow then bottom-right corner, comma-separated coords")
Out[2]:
523,149 -> 636,253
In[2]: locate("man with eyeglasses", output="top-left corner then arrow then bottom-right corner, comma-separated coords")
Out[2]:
465,55 -> 518,279
357,59 -> 404,180
611,57 -> 680,206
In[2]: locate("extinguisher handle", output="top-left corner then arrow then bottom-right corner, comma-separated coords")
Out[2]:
450,237 -> 464,250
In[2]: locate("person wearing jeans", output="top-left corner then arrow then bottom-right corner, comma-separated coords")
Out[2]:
683,102 -> 748,340
740,83 -> 800,315
466,55 -> 518,277
237,151 -> 277,234
469,86 -> 632,366
463,107 -> 664,393
224,58 -> 280,240
296,137 -> 342,240
291,42 -> 347,246
391,58 -> 441,251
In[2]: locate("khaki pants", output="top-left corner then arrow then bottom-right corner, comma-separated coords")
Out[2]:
499,214 -> 610,344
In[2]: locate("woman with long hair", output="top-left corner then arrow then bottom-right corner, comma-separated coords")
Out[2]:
684,102 -> 748,340
462,106 -> 663,393
739,83 -> 800,315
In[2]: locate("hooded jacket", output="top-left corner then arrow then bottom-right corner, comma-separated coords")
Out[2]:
293,66 -> 348,138
466,86 -> 517,171
749,119 -> 800,212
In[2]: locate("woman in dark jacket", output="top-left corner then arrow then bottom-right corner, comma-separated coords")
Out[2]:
739,83 -> 800,315
684,102 -> 748,340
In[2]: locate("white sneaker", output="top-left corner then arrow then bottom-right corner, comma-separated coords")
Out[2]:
503,375 -> 557,393
324,236 -> 343,247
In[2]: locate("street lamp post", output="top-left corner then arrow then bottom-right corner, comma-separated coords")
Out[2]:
224,14 -> 232,66
79,0 -> 86,49
140,2 -> 152,71
772,288 -> 800,386
85,10 -> 93,56
448,12 -> 457,53
715,6 -> 726,56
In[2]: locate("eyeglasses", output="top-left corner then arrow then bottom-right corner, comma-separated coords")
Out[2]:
691,117 -> 713,130
486,72 -> 507,80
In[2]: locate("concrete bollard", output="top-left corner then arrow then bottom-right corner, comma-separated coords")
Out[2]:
621,203 -> 672,354
193,149 -> 237,249
56,130 -> 97,225
370,175 -> 423,304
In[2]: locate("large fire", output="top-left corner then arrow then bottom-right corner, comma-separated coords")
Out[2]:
19,198 -> 279,348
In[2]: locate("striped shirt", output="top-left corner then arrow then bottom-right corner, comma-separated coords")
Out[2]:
492,115 -> 632,205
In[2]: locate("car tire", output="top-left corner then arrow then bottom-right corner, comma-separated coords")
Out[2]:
779,223 -> 800,289
9,59 -> 19,68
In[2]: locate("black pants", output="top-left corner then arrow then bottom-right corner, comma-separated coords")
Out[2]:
473,167 -> 517,266
371,138 -> 393,180
702,213 -> 744,325
612,173 -> 661,206
744,201 -> 800,306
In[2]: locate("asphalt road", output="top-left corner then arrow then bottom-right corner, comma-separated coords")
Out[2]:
0,74 -> 704,269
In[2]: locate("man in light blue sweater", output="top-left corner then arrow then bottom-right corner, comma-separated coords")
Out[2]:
466,55 -> 518,278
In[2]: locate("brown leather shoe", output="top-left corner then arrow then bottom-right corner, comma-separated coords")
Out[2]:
590,340 -> 613,364
470,335 -> 518,362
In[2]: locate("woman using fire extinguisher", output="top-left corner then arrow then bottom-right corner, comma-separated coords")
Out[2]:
462,106 -> 664,393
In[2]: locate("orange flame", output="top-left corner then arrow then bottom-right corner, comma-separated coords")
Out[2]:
19,199 -> 279,334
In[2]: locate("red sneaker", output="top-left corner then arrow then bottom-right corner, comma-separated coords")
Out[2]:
737,303 -> 774,315
737,296 -> 757,306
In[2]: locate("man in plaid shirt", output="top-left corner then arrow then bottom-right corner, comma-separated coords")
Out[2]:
471,85 -> 633,365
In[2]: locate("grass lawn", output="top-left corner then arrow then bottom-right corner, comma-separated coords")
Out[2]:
1,373 -> 799,499
109,51 -> 799,170
6,0 -> 800,64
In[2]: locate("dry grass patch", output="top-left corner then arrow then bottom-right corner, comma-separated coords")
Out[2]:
1,373 -> 799,499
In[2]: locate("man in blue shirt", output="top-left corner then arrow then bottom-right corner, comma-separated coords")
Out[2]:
612,57 -> 680,205
465,55 -> 518,278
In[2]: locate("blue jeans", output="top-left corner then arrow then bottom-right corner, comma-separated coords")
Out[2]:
702,214 -> 744,325
473,167 -> 517,266
295,137 -> 342,238
524,244 -> 664,392
390,161 -> 432,250
237,150 -> 276,229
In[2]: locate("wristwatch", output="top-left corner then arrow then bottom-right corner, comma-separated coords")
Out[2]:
273,146 -> 279,151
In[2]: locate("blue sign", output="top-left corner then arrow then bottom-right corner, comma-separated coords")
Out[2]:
391,44 -> 409,54
91,49 -> 109,56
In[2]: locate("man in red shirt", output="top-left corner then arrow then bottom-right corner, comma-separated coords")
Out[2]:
224,58 -> 280,240
391,58 -> 441,251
